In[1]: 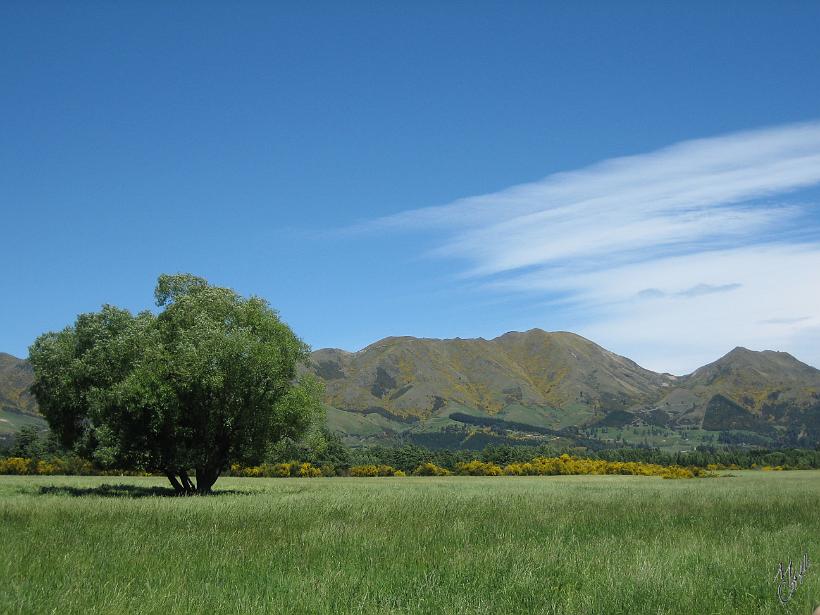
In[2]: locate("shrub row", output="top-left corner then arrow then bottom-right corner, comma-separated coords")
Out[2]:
0,457 -> 149,476
483,454 -> 714,479
228,462 -> 330,477
0,454 -> 717,478
227,462 -> 408,477
226,455 -> 714,479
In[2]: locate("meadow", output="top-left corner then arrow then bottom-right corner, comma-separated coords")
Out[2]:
1,472 -> 818,614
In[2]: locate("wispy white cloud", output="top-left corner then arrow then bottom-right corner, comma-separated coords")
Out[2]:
677,283 -> 743,298
527,243 -> 820,373
759,316 -> 811,325
632,283 -> 743,301
354,121 -> 820,372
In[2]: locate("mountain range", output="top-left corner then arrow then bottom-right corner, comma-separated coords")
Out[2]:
307,329 -> 820,449
3,330 -> 819,449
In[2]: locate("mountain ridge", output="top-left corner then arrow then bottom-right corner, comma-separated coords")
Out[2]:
305,329 -> 820,448
3,330 -> 819,448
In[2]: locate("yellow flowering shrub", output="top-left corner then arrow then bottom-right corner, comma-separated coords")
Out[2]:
455,460 -> 503,476
299,463 -> 322,477
349,464 -> 401,477
0,457 -> 31,474
495,454 -> 709,479
271,463 -> 295,477
412,462 -> 451,476
0,456 -> 96,475
241,465 -> 264,477
35,460 -> 63,475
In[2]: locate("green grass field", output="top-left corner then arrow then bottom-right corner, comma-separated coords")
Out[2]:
1,472 -> 818,614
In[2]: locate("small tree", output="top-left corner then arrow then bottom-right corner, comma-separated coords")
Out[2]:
28,274 -> 323,494
10,426 -> 46,458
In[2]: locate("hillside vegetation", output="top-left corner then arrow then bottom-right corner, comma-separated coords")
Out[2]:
0,354 -> 43,437
0,353 -> 37,416
308,330 -> 820,447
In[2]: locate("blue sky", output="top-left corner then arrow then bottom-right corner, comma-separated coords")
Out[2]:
2,1 -> 820,373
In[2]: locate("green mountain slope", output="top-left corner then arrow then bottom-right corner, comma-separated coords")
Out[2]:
313,330 -> 669,420
0,353 -> 37,415
650,347 -> 820,443
308,331 -> 820,447
0,352 -> 45,435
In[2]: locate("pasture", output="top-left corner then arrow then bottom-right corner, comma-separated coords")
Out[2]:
1,471 -> 818,614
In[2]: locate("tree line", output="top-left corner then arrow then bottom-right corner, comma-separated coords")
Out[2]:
4,425 -> 819,475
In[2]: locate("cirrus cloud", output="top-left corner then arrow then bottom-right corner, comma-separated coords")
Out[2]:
353,121 -> 820,372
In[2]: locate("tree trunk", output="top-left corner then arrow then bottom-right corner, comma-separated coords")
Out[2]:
165,469 -> 204,495
195,465 -> 220,495
165,471 -> 185,495
179,470 -> 196,493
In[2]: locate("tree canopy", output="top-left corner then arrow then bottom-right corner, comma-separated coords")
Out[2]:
28,273 -> 324,494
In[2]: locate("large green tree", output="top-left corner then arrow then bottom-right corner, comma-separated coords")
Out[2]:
28,274 -> 323,494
